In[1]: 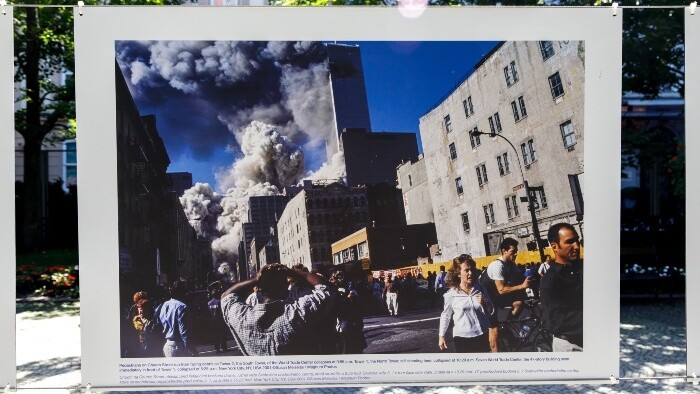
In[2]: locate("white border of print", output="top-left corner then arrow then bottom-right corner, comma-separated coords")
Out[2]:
686,7 -> 699,381
0,6 -> 17,389
75,6 -> 621,388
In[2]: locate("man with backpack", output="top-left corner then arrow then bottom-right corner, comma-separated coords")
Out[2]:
481,238 -> 532,320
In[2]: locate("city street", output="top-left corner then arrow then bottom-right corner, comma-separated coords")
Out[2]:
364,308 -> 442,354
192,307 -> 445,356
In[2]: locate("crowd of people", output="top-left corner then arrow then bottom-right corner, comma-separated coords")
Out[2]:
121,221 -> 582,357
122,264 -> 369,357
219,264 -> 367,356
437,222 -> 583,353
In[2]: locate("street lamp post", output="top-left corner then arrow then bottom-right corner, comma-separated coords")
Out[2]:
470,130 -> 546,263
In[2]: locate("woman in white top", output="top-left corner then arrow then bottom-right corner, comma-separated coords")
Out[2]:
438,258 -> 494,353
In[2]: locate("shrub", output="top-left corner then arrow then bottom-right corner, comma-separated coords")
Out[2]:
16,264 -> 79,298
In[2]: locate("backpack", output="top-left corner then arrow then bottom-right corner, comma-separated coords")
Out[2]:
479,260 -> 501,303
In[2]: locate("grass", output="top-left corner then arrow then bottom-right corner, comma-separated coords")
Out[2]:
16,249 -> 79,270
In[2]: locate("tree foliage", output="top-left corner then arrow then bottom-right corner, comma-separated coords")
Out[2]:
620,0 -> 685,97
13,0 -> 179,251
14,0 -> 686,250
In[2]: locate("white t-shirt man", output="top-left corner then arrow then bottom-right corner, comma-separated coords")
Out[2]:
486,259 -> 521,285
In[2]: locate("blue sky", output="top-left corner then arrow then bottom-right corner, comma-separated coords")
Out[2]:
353,41 -> 498,151
117,41 -> 499,190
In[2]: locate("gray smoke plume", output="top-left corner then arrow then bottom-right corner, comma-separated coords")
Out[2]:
304,151 -> 347,183
180,121 -> 307,268
118,40 -> 345,271
216,121 -> 305,191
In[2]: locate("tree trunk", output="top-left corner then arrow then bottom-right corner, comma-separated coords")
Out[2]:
19,6 -> 47,251
20,136 -> 45,251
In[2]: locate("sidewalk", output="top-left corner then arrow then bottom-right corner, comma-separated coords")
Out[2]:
15,301 -> 81,391
14,299 -> 696,393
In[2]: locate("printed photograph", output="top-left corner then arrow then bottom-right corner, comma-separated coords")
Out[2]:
115,40 -> 585,358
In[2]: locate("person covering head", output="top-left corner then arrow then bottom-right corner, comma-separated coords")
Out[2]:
257,264 -> 291,301
540,223 -> 583,352
220,263 -> 336,356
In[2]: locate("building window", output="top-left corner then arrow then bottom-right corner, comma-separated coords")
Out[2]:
521,138 -> 537,166
505,195 -> 520,219
63,140 -> 77,191
511,96 -> 528,121
540,41 -> 555,61
483,203 -> 495,225
463,96 -> 474,118
549,72 -> 564,99
476,163 -> 488,187
444,114 -> 453,133
504,61 -> 519,87
449,142 -> 457,160
488,112 -> 502,134
511,101 -> 520,122
518,96 -> 528,118
496,152 -> 511,176
461,212 -> 470,232
408,174 -> 413,187
455,177 -> 464,196
560,120 -> 576,148
469,127 -> 481,149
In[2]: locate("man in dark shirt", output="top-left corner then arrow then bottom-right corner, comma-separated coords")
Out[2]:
540,223 -> 583,352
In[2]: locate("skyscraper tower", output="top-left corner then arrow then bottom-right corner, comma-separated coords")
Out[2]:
325,43 -> 373,159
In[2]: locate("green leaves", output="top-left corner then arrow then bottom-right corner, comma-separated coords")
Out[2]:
622,2 -> 685,97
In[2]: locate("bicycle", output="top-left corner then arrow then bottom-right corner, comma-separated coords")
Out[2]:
495,298 -> 552,352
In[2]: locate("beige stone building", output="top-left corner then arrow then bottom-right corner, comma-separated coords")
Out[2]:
419,41 -> 585,259
396,154 -> 434,226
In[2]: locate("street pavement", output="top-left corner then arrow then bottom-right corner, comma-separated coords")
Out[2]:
12,298 -> 699,393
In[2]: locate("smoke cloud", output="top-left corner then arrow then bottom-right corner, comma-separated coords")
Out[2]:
118,40 -> 347,271
304,151 -> 347,183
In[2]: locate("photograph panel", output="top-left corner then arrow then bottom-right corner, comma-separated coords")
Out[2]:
115,39 -> 585,359
76,6 -> 620,387
0,7 -> 17,388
